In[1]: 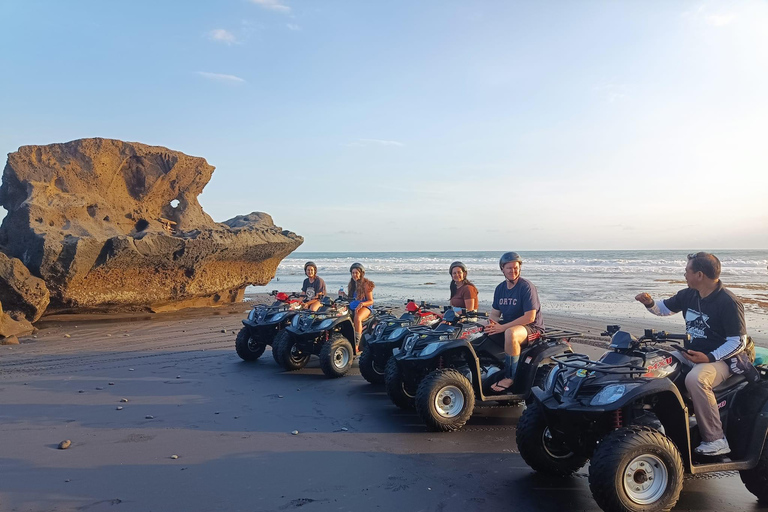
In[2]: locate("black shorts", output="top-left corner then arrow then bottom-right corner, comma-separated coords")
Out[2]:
489,325 -> 543,347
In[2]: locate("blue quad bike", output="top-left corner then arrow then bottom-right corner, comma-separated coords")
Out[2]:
385,308 -> 581,431
518,325 -> 768,512
272,297 -> 383,378
359,300 -> 442,385
236,290 -> 303,363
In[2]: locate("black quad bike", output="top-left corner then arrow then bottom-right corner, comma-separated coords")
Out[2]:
518,325 -> 768,512
359,300 -> 442,385
272,297 -> 380,378
385,308 -> 581,432
236,291 -> 303,363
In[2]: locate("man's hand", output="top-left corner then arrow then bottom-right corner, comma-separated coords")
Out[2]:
635,293 -> 653,307
484,319 -> 504,335
682,350 -> 710,364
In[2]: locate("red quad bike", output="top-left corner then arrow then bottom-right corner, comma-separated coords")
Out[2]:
359,300 -> 442,385
236,290 -> 303,363
518,325 -> 768,512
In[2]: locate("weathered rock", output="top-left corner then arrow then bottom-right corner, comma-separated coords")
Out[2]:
0,138 -> 303,312
0,252 -> 50,321
0,301 -> 34,339
1,335 -> 20,345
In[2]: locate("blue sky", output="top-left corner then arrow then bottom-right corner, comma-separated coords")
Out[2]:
1,0 -> 766,251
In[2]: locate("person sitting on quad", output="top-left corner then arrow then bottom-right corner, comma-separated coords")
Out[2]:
485,252 -> 544,393
300,261 -> 326,312
347,262 -> 375,352
448,261 -> 478,312
635,251 -> 748,456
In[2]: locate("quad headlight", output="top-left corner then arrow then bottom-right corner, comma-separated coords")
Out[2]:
419,342 -> 443,357
318,319 -> 334,330
590,384 -> 635,406
270,312 -> 287,322
291,315 -> 300,327
388,327 -> 406,340
248,308 -> 257,321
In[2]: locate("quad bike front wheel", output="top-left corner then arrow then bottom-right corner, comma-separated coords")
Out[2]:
359,349 -> 388,385
385,357 -> 417,410
416,368 -> 475,432
589,425 -> 684,512
274,330 -> 309,371
319,333 -> 354,378
235,327 -> 267,361
516,401 -> 588,476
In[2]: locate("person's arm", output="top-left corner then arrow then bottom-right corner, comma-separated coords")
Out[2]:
708,300 -> 748,362
317,278 -> 327,298
635,293 -> 677,316
489,308 -> 502,323
463,286 -> 477,311
356,289 -> 374,310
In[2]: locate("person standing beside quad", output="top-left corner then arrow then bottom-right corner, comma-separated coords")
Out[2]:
448,261 -> 478,312
635,251 -> 748,456
485,252 -> 544,393
346,262 -> 375,353
300,261 -> 326,312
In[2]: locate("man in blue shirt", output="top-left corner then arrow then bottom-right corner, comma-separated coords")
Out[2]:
486,252 -> 544,393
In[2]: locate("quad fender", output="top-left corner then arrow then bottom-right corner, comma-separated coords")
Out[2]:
514,342 -> 573,398
420,340 -> 483,390
725,381 -> 768,463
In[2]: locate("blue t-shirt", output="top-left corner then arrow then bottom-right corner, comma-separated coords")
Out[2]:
492,277 -> 543,331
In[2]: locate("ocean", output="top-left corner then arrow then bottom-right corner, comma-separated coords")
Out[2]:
246,250 -> 768,335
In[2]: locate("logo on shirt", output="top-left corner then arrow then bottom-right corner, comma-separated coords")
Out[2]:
305,288 -> 316,300
684,308 -> 710,339
498,298 -> 518,306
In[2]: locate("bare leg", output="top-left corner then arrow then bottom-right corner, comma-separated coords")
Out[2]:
491,326 -> 529,391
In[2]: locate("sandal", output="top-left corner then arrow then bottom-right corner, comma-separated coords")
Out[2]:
491,378 -> 514,393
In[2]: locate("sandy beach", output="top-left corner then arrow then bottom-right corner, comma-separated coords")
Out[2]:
1,298 -> 765,511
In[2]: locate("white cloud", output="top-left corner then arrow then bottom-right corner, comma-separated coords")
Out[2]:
706,14 -> 736,26
208,29 -> 237,45
346,139 -> 405,147
286,23 -> 301,31
196,72 -> 246,84
593,83 -> 630,103
250,0 -> 290,13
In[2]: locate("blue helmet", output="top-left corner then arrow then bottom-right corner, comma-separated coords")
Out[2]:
499,252 -> 523,270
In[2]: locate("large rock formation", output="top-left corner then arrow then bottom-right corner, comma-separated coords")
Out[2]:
0,138 -> 302,313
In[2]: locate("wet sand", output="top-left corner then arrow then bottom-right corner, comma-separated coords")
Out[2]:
0,302 -> 764,511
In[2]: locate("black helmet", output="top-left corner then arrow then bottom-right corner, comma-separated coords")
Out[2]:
304,261 -> 317,272
350,262 -> 365,273
499,252 -> 523,270
449,261 -> 467,276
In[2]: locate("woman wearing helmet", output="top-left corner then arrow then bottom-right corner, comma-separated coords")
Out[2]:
300,261 -> 326,312
448,261 -> 478,311
484,252 -> 544,393
347,263 -> 375,352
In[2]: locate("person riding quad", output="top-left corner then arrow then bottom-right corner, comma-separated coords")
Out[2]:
635,251 -> 748,456
485,252 -> 544,393
448,261 -> 478,312
347,262 -> 375,353
300,261 -> 326,312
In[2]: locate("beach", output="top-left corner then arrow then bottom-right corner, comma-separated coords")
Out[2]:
1,297 -> 765,511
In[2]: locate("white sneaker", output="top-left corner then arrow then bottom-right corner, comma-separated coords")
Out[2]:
695,437 -> 731,456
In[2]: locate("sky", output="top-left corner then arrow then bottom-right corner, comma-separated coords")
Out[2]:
0,0 -> 766,252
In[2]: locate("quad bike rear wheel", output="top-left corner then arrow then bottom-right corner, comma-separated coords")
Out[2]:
359,348 -> 388,385
235,327 -> 267,361
385,357 -> 417,409
517,401 -> 588,477
274,330 -> 309,371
